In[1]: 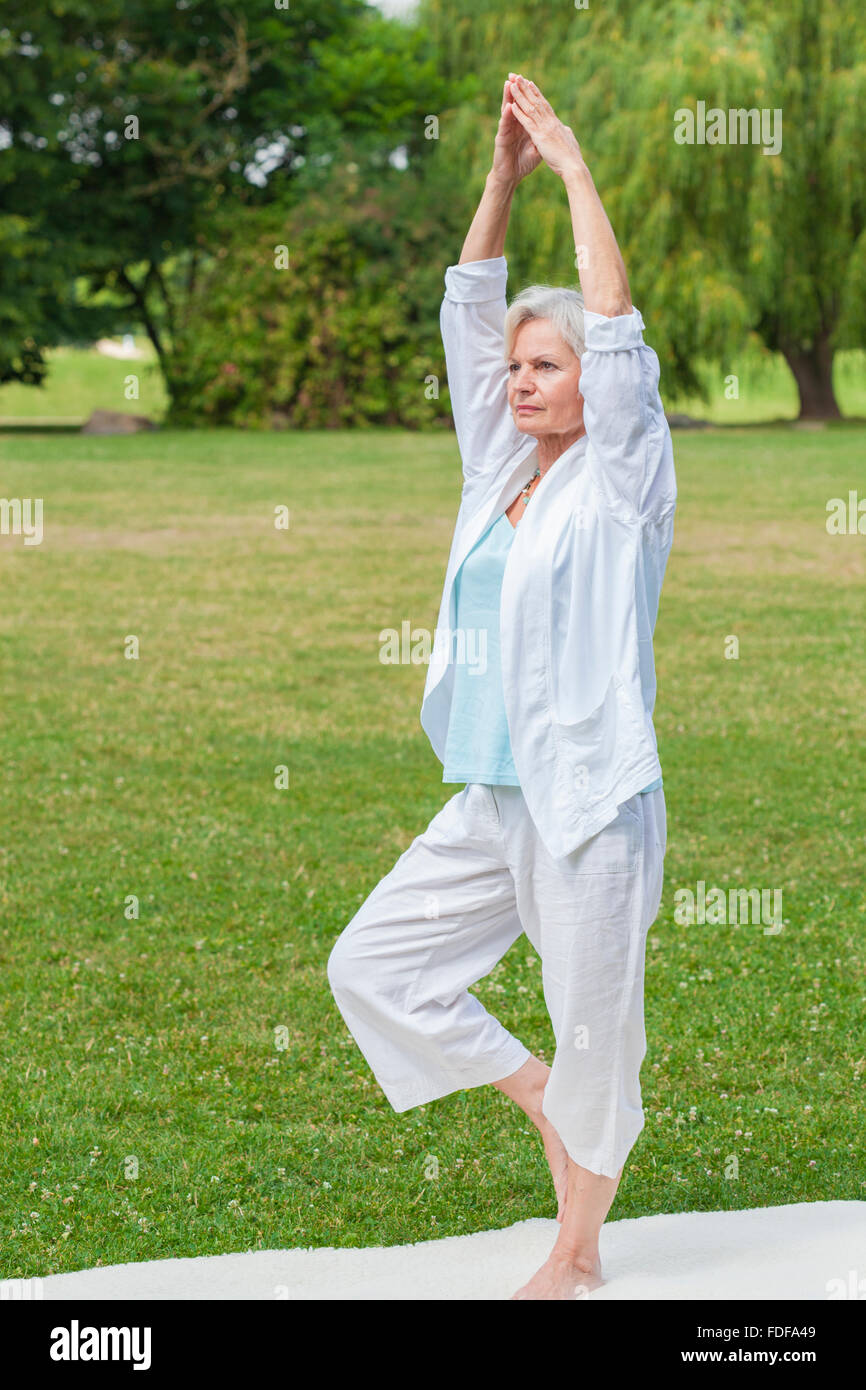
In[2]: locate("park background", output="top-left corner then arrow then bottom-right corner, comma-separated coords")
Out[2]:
1,0 -> 864,1279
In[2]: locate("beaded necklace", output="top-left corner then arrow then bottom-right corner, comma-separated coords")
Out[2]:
520,466 -> 542,507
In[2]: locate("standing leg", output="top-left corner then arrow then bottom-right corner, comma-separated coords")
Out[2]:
512,1160 -> 623,1298
494,784 -> 667,1298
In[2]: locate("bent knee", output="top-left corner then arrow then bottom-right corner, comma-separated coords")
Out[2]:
327,924 -> 369,998
326,930 -> 350,995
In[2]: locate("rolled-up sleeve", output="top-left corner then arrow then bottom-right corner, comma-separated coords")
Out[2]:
580,306 -> 677,523
440,256 -> 527,483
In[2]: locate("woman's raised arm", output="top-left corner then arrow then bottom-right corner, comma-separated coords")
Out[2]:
440,77 -> 544,484
508,74 -> 631,317
458,176 -> 516,264
459,75 -> 542,264
509,75 -> 676,522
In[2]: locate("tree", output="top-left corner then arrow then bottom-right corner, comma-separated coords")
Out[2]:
0,0 -> 458,403
0,18 -> 119,383
417,0 -> 866,418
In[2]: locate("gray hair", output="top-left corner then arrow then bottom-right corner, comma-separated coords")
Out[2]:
503,283 -> 586,363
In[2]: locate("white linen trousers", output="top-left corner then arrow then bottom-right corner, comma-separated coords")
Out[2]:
327,779 -> 666,1179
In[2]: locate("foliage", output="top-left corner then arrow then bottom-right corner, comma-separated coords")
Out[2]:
416,0 -> 866,417
167,157 -> 470,428
0,0 -> 459,394
4,0 -> 865,418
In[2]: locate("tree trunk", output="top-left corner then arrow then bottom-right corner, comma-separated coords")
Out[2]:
118,265 -> 168,382
780,332 -> 841,420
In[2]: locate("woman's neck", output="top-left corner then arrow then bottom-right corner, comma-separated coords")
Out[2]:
536,424 -> 587,472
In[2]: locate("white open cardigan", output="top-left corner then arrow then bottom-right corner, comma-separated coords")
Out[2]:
419,255 -> 677,860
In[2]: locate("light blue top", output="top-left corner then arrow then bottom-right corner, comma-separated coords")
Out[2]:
443,512 -> 520,785
442,510 -> 663,794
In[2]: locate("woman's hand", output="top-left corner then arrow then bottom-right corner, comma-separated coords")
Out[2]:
490,74 -> 543,187
507,74 -> 584,181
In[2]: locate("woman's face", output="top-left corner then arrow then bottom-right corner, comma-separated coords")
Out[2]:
506,318 -> 584,439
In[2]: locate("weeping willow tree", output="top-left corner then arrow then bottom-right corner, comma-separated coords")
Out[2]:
418,0 -> 866,418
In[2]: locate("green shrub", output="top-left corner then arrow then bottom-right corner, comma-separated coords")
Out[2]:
167,164 -> 469,430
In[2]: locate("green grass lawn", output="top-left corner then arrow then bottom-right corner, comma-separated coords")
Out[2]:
0,422 -> 864,1280
0,339 -> 168,425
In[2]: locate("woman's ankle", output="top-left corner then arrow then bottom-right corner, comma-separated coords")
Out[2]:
550,1244 -> 600,1275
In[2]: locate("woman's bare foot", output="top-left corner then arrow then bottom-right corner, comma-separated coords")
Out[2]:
511,1251 -> 603,1300
511,1154 -> 623,1299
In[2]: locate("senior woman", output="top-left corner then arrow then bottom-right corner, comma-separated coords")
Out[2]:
328,73 -> 677,1300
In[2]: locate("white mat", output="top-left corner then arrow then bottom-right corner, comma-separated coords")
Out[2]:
36,1201 -> 866,1300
